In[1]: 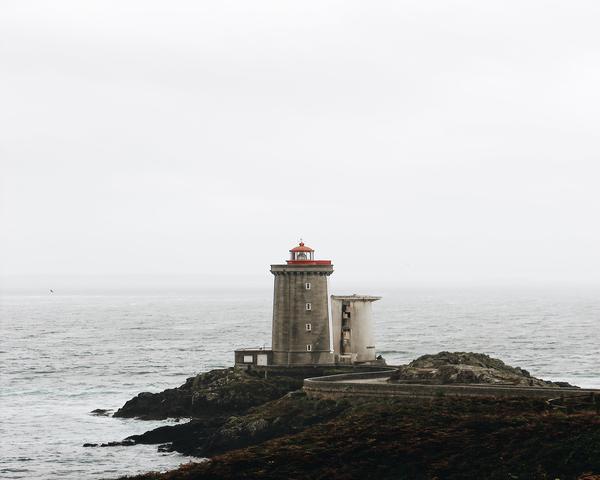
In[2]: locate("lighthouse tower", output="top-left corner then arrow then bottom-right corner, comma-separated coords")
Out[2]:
270,242 -> 335,365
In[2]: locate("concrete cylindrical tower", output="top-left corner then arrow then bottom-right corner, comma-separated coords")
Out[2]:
331,295 -> 381,363
271,242 -> 335,365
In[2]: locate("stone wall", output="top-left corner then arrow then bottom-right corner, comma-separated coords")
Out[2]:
304,371 -> 600,401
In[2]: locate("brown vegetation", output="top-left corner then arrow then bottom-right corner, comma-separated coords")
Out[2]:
119,396 -> 600,480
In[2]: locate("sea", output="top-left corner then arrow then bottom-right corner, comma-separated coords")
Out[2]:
1,287 -> 599,479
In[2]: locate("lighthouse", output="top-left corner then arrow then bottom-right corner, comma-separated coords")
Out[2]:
270,241 -> 335,365
233,240 -> 382,368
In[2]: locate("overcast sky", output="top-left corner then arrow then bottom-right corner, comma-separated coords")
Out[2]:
1,1 -> 599,291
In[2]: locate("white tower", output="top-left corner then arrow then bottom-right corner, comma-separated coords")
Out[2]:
331,295 -> 381,364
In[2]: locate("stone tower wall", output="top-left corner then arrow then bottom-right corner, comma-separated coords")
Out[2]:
271,264 -> 334,365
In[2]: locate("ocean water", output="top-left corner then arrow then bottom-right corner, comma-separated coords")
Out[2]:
1,287 -> 599,479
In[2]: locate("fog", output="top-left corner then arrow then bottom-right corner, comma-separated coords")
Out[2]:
1,1 -> 599,292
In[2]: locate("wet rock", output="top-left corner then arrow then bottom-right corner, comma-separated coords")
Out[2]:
126,417 -> 226,456
99,439 -> 135,447
113,389 -> 192,420
90,408 -> 112,416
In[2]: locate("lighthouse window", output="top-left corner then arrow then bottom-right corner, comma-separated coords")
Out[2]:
305,303 -> 312,311
305,282 -> 311,290
305,323 -> 312,332
306,344 -> 312,352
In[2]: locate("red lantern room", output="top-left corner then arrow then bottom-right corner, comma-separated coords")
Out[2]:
287,241 -> 332,265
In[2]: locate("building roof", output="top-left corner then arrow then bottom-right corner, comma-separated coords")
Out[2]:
331,295 -> 382,302
289,241 -> 314,253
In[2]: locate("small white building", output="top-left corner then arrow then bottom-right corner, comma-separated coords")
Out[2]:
331,295 -> 381,364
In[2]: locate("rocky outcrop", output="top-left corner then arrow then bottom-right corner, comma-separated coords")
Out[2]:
113,368 -> 305,420
109,366 -> 355,456
89,408 -> 112,416
126,417 -> 226,455
127,391 -> 349,456
201,391 -> 348,456
389,352 -> 576,387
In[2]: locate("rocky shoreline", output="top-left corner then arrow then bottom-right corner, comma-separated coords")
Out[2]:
104,366 -> 353,457
113,368 -> 308,420
99,353 -> 600,480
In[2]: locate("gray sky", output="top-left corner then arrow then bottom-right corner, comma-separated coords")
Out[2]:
1,0 -> 599,290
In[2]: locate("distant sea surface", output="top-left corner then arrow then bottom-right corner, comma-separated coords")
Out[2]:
1,288 -> 599,479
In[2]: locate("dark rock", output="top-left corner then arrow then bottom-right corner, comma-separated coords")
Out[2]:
113,388 -> 192,420
89,408 -> 112,416
389,352 -> 579,388
126,417 -> 226,456
113,366 -> 355,420
99,440 -> 135,447
123,390 -> 349,457
555,381 -> 578,388
113,368 -> 306,420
